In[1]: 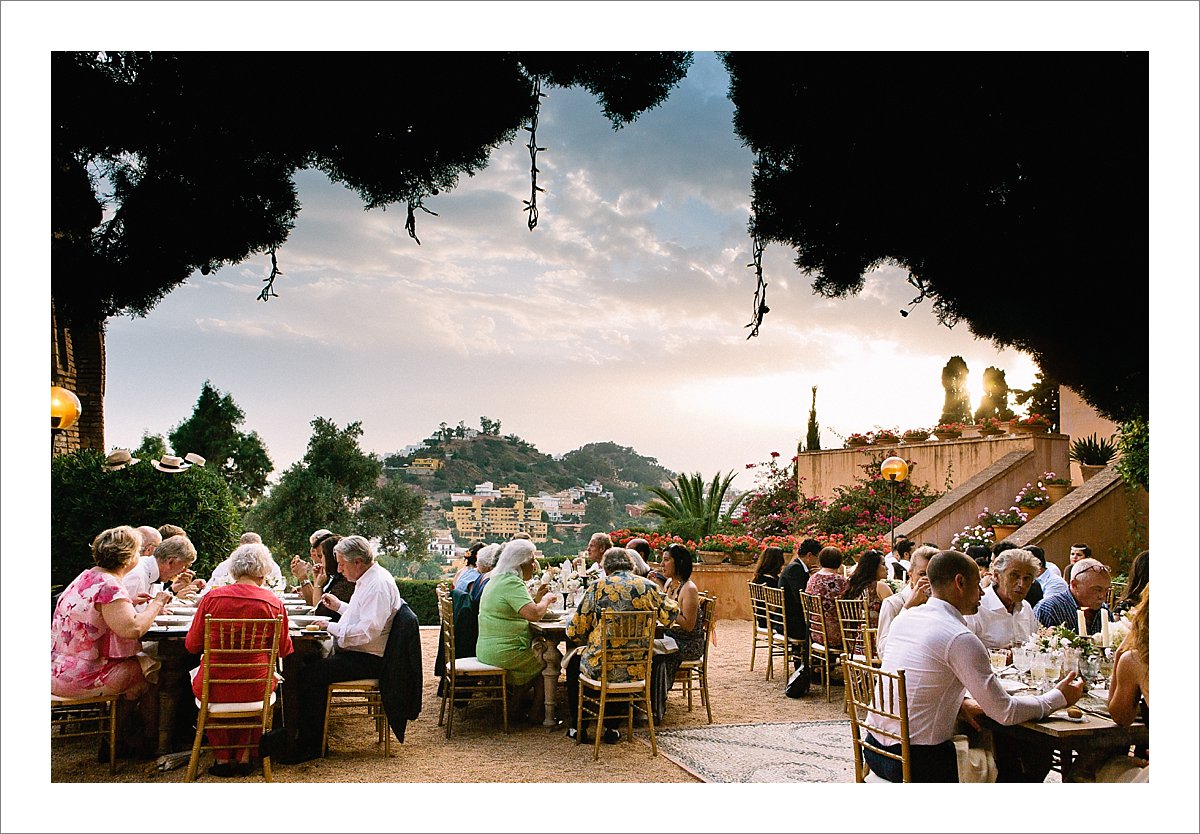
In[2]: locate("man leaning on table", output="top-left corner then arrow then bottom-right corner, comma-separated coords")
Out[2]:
866,550 -> 1084,782
123,533 -> 201,608
277,535 -> 401,764
1033,557 -> 1111,635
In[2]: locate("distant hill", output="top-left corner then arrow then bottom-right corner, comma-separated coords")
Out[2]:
385,435 -> 673,505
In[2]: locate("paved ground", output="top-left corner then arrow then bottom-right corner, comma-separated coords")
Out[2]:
51,619 -> 847,784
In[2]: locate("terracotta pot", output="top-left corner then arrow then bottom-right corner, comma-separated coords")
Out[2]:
847,438 -> 869,448
696,550 -> 726,564
991,524 -> 1021,541
1021,505 -> 1045,521
1079,463 -> 1107,481
902,433 -> 930,444
977,427 -> 1005,437
1045,483 -> 1074,503
872,435 -> 899,446
934,431 -> 962,441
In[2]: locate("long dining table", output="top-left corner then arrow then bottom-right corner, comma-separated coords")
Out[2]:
141,593 -> 331,753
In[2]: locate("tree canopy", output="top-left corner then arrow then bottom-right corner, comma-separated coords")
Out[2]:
723,51 -> 1148,423
51,51 -> 693,326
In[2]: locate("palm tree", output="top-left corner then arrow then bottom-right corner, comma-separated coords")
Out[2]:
643,471 -> 747,543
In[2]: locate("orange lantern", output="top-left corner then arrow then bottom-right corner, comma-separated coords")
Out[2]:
51,385 -> 82,430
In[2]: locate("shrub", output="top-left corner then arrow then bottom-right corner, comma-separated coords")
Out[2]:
51,449 -> 241,590
395,578 -> 441,626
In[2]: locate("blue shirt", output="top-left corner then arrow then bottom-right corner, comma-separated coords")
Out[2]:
1033,590 -> 1108,634
454,567 -> 481,593
1037,571 -> 1070,599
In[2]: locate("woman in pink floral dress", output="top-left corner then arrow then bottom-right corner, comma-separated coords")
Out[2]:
51,526 -> 172,700
804,546 -> 850,650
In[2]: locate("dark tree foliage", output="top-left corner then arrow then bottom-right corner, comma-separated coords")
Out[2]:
974,366 -> 1016,423
51,51 -> 692,326
939,356 -> 973,426
168,380 -> 273,508
1013,371 -> 1062,430
723,52 -> 1148,423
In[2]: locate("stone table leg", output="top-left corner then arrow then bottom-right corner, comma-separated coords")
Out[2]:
535,638 -> 564,727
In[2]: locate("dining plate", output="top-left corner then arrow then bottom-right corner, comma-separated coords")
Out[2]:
152,624 -> 190,633
290,615 -> 326,627
540,612 -> 564,622
292,627 -> 330,637
154,615 -> 193,626
1045,710 -> 1087,723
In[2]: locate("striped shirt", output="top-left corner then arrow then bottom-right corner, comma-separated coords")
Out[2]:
1033,590 -> 1108,635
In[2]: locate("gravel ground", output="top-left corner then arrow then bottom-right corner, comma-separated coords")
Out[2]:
51,619 -> 847,784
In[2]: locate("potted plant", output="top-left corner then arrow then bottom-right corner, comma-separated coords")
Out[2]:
1013,413 -> 1053,434
871,428 -> 900,446
1041,471 -> 1074,503
933,422 -> 965,440
1014,481 -> 1050,520
1070,433 -> 1117,480
975,416 -> 1005,437
696,534 -> 760,565
902,427 -> 930,443
845,432 -> 871,448
977,505 -> 1027,541
950,524 -> 995,550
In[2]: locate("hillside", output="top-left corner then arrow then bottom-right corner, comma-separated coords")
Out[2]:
385,435 -> 673,504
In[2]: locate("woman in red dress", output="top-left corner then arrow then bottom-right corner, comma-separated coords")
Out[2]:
185,543 -> 293,777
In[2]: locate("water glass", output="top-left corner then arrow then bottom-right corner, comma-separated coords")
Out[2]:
1012,646 -> 1033,676
989,649 -> 1008,673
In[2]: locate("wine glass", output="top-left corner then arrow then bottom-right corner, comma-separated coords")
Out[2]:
989,648 -> 1008,673
1012,646 -> 1033,677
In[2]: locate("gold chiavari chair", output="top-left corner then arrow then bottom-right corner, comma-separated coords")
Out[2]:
842,657 -> 911,783
51,693 -> 119,775
747,582 -> 774,676
800,591 -> 840,702
762,585 -> 804,681
577,609 -> 657,761
674,593 -> 716,723
436,586 -> 508,739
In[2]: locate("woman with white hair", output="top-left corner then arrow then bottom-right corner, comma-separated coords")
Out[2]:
470,543 -> 502,605
476,539 -> 559,722
184,543 -> 294,777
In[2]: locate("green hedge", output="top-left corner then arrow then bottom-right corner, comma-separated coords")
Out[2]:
395,579 -> 441,626
51,449 -> 241,589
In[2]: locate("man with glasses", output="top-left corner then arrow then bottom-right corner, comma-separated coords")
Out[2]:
1033,557 -> 1111,634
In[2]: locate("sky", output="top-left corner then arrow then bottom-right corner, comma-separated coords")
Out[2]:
3,1 -> 1198,829
93,51 -> 1051,490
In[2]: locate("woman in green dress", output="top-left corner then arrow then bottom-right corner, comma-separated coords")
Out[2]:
476,538 -> 558,722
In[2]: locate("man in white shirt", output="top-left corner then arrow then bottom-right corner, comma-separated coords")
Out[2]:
866,550 -> 1083,782
585,532 -> 611,575
875,545 -> 937,656
966,548 -> 1040,649
280,535 -> 401,763
123,534 -> 199,608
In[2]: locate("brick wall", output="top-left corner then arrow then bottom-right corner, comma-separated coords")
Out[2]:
51,304 -> 105,455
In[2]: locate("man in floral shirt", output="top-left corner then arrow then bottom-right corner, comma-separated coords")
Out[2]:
564,547 -> 678,743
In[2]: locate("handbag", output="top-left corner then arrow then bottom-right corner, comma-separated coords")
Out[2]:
785,661 -> 812,698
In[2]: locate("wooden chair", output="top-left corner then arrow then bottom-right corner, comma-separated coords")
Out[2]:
1106,581 -> 1126,611
800,591 -> 840,702
51,693 -> 119,774
187,615 -> 283,781
861,627 -> 879,668
673,593 -> 716,723
747,582 -> 773,676
322,678 -> 390,758
836,596 -> 869,662
577,609 -> 657,761
762,585 -> 804,681
436,587 -> 507,739
842,657 -> 911,782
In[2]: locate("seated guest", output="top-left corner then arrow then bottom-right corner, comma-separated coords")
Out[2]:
52,526 -> 172,756
843,548 -> 892,629
289,533 -> 353,619
1034,557 -> 1111,634
751,546 -> 787,633
277,535 -> 401,763
158,523 -> 187,540
585,532 -> 612,575
184,543 -> 294,777
654,544 -> 704,722
805,546 -> 850,650
885,538 -> 913,581
566,547 -> 678,740
469,544 -> 501,606
965,548 -> 1040,649
1109,586 -> 1149,728
475,539 -> 558,724
1113,550 -> 1148,616
780,538 -> 822,643
876,545 -> 936,656
625,539 -> 654,577
1064,542 -> 1092,582
136,526 -> 163,558
239,531 -> 262,544
867,550 -> 1083,782
453,542 -> 485,592
965,544 -> 993,588
124,534 -> 200,607
211,538 -> 283,591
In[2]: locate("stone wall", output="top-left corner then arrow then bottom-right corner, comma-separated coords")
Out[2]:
691,563 -> 755,621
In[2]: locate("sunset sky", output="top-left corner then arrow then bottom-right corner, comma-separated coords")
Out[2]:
5,1 -> 1197,824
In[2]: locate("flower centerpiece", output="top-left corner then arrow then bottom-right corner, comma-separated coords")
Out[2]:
951,524 -> 994,550
846,432 -> 871,448
975,416 -> 1005,436
871,428 -> 900,445
933,422 -> 965,440
902,427 -> 930,443
1029,624 -> 1102,659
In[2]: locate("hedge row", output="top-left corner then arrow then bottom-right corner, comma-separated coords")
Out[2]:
395,579 -> 441,626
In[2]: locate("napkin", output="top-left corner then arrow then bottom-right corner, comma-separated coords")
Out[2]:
998,677 -> 1031,693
